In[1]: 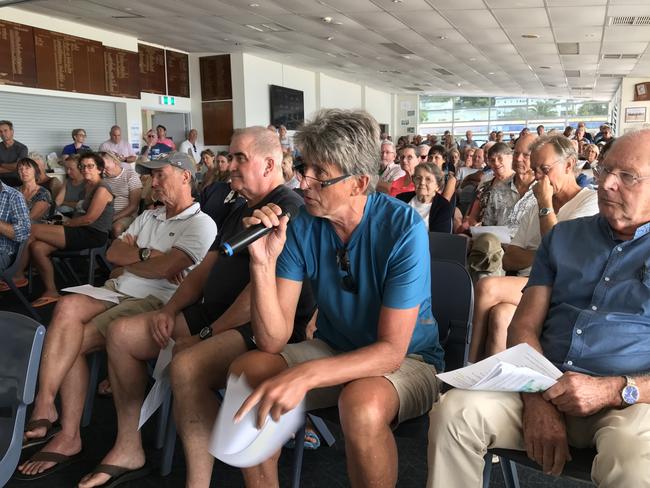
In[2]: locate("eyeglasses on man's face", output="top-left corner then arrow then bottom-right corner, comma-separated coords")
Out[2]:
294,163 -> 351,189
594,165 -> 650,188
533,158 -> 563,176
78,163 -> 97,171
336,247 -> 358,294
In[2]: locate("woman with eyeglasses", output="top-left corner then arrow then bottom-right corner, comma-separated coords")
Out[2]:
17,157 -> 52,223
18,153 -> 114,307
396,163 -> 454,233
62,128 -> 91,160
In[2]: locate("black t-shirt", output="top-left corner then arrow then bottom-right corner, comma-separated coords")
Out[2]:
202,185 -> 315,336
199,181 -> 246,230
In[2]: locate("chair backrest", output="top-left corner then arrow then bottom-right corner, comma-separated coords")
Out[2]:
428,232 -> 468,266
0,239 -> 29,282
0,312 -> 46,486
429,259 -> 473,371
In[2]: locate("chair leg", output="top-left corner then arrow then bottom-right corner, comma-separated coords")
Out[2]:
482,452 -> 493,488
291,422 -> 306,488
82,352 -> 101,427
88,251 -> 97,285
307,414 -> 336,447
155,390 -> 172,449
160,413 -> 177,476
7,280 -> 41,322
499,458 -> 521,488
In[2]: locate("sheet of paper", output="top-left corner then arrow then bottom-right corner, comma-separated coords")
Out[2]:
209,374 -> 305,468
437,343 -> 563,392
61,284 -> 124,304
138,339 -> 175,429
470,226 -> 511,244
152,338 -> 175,381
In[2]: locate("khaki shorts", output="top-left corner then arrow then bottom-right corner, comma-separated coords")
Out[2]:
280,339 -> 440,425
91,281 -> 164,336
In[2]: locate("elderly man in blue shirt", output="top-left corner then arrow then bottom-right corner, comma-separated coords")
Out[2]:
427,128 -> 650,488
0,181 -> 30,274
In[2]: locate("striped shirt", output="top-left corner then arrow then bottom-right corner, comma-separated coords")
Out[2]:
104,167 -> 142,214
0,182 -> 30,257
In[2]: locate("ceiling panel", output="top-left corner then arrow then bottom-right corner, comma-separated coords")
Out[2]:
548,7 -> 606,26
604,26 -> 650,44
445,10 -> 500,29
487,0 -> 544,7
426,0 -> 487,8
493,8 -> 549,28
391,10 -> 453,30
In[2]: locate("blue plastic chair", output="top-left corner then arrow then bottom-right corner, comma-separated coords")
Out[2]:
0,311 -> 46,486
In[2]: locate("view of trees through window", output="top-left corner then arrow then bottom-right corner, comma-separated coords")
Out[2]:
418,96 -> 609,142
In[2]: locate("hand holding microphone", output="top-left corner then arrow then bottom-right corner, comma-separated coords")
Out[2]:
220,203 -> 298,259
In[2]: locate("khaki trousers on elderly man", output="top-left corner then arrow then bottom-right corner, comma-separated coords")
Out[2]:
427,389 -> 650,487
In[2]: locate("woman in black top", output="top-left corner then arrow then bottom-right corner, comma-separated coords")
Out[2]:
19,153 -> 114,307
397,162 -> 454,233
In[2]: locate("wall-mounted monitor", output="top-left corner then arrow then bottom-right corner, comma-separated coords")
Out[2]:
270,85 -> 304,130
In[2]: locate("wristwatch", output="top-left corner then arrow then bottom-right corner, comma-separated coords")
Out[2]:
199,326 -> 213,341
621,376 -> 639,407
539,207 -> 554,217
138,247 -> 152,261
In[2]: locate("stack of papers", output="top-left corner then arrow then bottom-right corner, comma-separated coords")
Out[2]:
62,284 -> 125,304
437,343 -> 563,393
209,374 -> 305,468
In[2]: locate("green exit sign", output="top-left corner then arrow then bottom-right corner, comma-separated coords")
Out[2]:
159,96 -> 176,106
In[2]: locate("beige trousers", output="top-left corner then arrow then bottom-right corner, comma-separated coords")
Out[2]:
427,389 -> 650,487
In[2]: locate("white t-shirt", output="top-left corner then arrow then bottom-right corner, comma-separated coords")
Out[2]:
456,166 -> 480,183
510,187 -> 598,276
408,197 -> 432,231
110,202 -> 217,302
379,162 -> 405,183
179,140 -> 201,167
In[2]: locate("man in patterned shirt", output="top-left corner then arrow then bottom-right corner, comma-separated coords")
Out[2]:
0,180 -> 30,273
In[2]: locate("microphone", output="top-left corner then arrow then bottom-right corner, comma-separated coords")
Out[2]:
220,203 -> 299,256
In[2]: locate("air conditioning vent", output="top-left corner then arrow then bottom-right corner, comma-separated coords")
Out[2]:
603,53 -> 640,60
245,23 -> 292,32
565,69 -> 581,77
402,86 -> 423,91
557,42 -> 579,55
433,68 -> 454,76
609,16 -> 650,26
381,43 -> 414,55
598,73 -> 623,78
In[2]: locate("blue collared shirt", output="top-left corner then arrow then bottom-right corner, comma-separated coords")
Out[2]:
0,182 -> 31,257
528,214 -> 650,376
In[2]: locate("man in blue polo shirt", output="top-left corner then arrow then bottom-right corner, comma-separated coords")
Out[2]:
428,129 -> 650,487
232,109 -> 443,487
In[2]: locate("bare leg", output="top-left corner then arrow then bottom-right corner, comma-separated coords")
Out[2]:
170,330 -> 248,488
231,351 -> 290,488
78,312 -> 191,488
484,302 -> 518,357
19,297 -> 107,476
338,377 -> 400,488
14,235 -> 35,280
23,294 -> 107,440
30,240 -> 60,298
468,276 -> 528,362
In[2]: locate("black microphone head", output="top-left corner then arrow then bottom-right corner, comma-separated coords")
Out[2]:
282,202 -> 300,221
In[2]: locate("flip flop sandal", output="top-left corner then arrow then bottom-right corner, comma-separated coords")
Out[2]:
31,296 -> 60,308
13,451 -> 83,480
0,277 -> 28,292
83,463 -> 151,488
22,419 -> 61,450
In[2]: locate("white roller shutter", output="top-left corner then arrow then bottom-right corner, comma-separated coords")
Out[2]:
0,92 -> 117,158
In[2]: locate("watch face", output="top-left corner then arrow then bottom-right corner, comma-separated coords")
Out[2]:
199,326 -> 212,340
623,385 -> 640,405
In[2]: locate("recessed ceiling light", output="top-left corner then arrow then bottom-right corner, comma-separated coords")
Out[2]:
402,55 -> 411,59
326,52 -> 336,57
488,72 -> 495,75
457,82 -> 462,87
249,3 -> 259,6
539,65 -> 552,69
521,34 -> 540,39
438,36 -> 448,40
322,16 -> 332,23
469,57 -> 476,61
392,0 -> 403,3
326,36 -> 334,41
